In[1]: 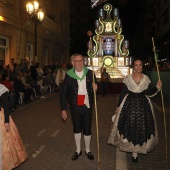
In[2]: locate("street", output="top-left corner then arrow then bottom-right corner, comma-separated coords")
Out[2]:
13,93 -> 170,170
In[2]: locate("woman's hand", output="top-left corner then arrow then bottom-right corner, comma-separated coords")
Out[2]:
115,107 -> 119,114
112,107 -> 119,122
156,79 -> 162,91
5,123 -> 10,132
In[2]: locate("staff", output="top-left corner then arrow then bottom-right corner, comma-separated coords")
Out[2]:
152,37 -> 168,162
87,31 -> 100,170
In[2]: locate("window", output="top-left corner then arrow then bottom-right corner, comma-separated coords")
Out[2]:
0,48 -> 6,61
0,38 -> 6,46
25,43 -> 33,66
0,36 -> 9,65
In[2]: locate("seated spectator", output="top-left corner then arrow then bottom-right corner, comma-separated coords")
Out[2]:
36,63 -> 44,90
43,68 -> 55,92
1,74 -> 16,111
25,70 -> 45,99
13,63 -> 19,77
18,59 -> 28,73
48,62 -> 54,73
13,71 -> 32,104
20,71 -> 30,87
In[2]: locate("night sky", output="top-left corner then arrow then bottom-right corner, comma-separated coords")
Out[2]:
70,0 -> 142,56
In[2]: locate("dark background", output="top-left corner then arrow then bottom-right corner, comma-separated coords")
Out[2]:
70,0 -> 142,57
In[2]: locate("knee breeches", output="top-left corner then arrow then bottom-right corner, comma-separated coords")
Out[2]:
71,105 -> 92,136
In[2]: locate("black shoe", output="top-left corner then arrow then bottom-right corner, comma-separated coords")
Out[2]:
85,152 -> 94,160
71,151 -> 82,160
132,157 -> 138,163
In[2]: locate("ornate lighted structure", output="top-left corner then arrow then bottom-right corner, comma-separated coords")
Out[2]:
87,3 -> 132,81
91,0 -> 108,8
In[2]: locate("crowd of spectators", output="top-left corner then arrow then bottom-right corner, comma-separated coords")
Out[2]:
0,59 -> 72,112
144,61 -> 170,71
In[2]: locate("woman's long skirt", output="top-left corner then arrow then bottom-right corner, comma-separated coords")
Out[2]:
107,92 -> 158,154
0,110 -> 27,170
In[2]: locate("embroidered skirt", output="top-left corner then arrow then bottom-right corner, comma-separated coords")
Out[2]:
107,92 -> 158,154
0,110 -> 27,170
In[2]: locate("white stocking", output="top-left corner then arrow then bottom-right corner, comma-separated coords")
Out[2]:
74,133 -> 81,154
132,152 -> 138,158
84,135 -> 91,153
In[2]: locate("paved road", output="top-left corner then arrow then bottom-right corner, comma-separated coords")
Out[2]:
13,93 -> 170,170
13,93 -> 116,170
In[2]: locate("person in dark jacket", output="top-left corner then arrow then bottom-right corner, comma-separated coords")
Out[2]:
60,53 -> 97,161
13,71 -> 32,104
30,60 -> 38,81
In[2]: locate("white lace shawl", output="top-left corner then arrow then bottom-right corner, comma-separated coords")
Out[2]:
0,84 -> 9,96
123,74 -> 151,93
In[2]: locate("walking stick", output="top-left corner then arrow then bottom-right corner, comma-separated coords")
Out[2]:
152,37 -> 168,162
88,31 -> 100,169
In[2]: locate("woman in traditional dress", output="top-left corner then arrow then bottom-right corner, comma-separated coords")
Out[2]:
107,59 -> 162,163
0,83 -> 27,170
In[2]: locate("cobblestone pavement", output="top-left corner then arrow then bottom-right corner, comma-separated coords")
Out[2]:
12,93 -> 170,170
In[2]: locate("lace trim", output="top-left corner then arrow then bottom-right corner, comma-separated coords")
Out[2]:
107,94 -> 158,154
147,90 -> 159,98
123,74 -> 151,93
108,133 -> 158,154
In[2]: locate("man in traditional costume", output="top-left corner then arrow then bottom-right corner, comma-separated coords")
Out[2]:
60,53 -> 97,161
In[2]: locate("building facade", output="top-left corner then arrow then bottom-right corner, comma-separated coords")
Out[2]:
0,0 -> 70,68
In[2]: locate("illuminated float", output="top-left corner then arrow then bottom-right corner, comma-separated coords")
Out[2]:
86,3 -> 133,83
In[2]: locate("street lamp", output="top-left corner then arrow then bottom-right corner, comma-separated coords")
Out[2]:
26,1 -> 44,60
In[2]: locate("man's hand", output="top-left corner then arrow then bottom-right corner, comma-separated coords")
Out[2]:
5,123 -> 10,132
92,83 -> 97,91
61,110 -> 67,122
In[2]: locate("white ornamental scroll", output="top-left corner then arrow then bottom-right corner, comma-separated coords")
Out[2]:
91,0 -> 108,9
